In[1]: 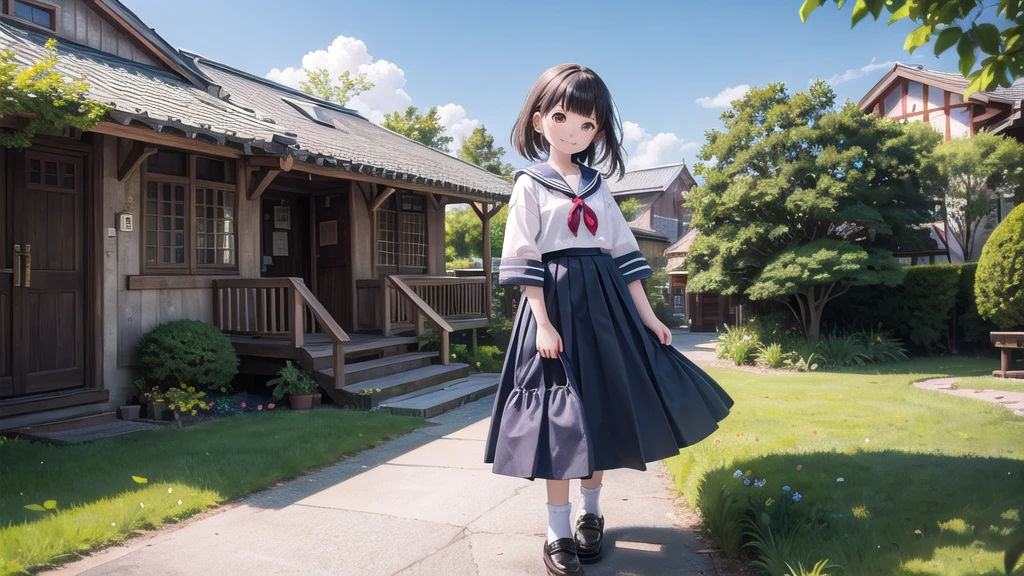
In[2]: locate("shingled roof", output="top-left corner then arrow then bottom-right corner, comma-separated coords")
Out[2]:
859,62 -> 1024,108
0,19 -> 512,201
606,162 -> 690,196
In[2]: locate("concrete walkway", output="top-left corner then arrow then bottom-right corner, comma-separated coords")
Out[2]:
45,329 -> 722,576
914,377 -> 1024,417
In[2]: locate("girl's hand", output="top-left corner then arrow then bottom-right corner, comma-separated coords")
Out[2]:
536,322 -> 563,358
646,319 -> 672,346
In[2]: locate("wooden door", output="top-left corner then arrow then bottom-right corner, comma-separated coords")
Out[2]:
0,150 -> 12,397
6,150 -> 86,396
314,190 -> 351,331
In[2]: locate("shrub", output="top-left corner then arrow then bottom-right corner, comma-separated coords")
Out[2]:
483,314 -> 514,350
731,340 -> 756,366
815,333 -> 868,368
266,361 -> 319,399
138,319 -> 238,391
472,345 -> 505,373
756,342 -> 789,369
976,203 -> 1024,329
858,328 -> 909,364
716,325 -> 759,363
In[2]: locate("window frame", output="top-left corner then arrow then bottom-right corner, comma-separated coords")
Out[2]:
5,0 -> 57,31
375,190 -> 428,274
141,151 -> 239,276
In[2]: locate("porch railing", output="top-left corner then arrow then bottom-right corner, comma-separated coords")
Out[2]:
381,275 -> 476,365
213,278 -> 350,388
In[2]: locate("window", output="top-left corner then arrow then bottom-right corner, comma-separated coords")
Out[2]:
142,150 -> 237,273
376,191 -> 427,271
7,0 -> 56,30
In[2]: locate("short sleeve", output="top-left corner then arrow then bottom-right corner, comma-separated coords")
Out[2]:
605,188 -> 653,283
498,177 -> 545,287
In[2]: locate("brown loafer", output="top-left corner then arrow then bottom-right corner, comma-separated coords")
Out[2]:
574,513 -> 605,563
543,537 -> 584,575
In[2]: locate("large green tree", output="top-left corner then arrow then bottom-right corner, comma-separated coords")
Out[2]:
382,106 -> 453,152
298,67 -> 373,106
800,0 -> 1024,96
922,131 -> 1024,260
687,81 -> 942,340
457,125 -> 514,181
0,39 -> 109,149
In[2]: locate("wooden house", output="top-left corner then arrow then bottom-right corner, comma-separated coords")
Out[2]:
607,161 -> 695,248
859,63 -> 1024,262
0,0 -> 512,431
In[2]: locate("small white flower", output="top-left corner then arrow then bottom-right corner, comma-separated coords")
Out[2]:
837,477 -> 845,483
111,522 -> 116,527
140,502 -> 145,509
177,499 -> 182,506
742,335 -> 752,342
865,438 -> 870,443
167,487 -> 173,494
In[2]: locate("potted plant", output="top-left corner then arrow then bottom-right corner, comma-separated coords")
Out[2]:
266,361 -> 319,410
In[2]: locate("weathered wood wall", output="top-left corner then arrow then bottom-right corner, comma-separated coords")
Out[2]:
51,0 -> 157,66
100,136 -> 260,404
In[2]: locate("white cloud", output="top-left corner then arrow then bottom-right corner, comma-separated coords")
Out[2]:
695,84 -> 750,109
618,121 -> 699,170
265,36 -> 483,154
435,103 -> 479,152
266,36 -> 413,125
823,57 -> 895,86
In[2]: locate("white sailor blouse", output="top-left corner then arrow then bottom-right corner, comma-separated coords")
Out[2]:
498,162 -> 653,288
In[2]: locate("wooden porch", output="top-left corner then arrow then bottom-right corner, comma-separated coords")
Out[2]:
213,274 -> 493,411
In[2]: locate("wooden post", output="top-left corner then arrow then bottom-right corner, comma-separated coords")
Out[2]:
482,206 -> 493,319
381,277 -> 391,336
288,286 -> 304,348
441,330 -> 450,366
471,328 -> 478,356
333,340 -> 344,390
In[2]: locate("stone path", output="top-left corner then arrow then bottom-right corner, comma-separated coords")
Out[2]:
913,377 -> 1024,417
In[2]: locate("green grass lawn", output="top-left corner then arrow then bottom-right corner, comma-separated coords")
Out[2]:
953,375 -> 1024,395
0,408 -> 427,575
665,357 -> 1024,576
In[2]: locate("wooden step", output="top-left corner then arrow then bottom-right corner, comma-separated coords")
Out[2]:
337,363 -> 471,406
316,351 -> 439,388
378,374 -> 499,418
301,334 -> 421,371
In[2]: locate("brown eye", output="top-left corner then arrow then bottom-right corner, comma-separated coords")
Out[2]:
552,112 -> 566,122
582,122 -> 596,132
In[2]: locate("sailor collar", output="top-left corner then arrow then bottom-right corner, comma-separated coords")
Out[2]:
513,161 -> 602,200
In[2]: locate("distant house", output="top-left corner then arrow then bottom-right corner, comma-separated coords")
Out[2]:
858,63 -> 1024,262
607,161 -> 695,247
0,2 -> 510,431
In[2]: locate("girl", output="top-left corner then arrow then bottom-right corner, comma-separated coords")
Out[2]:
483,63 -> 734,576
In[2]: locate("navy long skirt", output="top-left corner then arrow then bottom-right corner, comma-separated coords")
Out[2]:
483,248 -> 734,480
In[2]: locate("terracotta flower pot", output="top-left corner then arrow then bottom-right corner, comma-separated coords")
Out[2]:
289,394 -> 314,410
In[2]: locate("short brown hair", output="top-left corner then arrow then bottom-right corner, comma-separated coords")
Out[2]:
510,64 -> 626,181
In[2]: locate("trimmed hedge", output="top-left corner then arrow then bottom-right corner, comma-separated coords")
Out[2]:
956,263 -> 999,348
976,203 -> 1024,329
826,265 -> 961,352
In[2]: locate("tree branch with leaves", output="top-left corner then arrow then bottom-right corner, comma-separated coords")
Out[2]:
800,0 -> 1024,96
382,106 -> 454,152
0,38 -> 110,149
298,67 -> 373,106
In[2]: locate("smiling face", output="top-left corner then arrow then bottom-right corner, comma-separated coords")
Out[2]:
532,103 -> 600,158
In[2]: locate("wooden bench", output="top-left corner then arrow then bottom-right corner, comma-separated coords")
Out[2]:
991,332 -> 1024,379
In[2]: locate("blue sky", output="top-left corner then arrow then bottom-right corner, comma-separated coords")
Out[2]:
129,0 -> 967,171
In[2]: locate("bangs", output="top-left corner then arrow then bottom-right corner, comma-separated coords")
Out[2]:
538,72 -> 606,126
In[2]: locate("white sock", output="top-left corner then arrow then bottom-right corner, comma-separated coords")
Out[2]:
578,483 -> 603,519
546,503 -> 573,543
